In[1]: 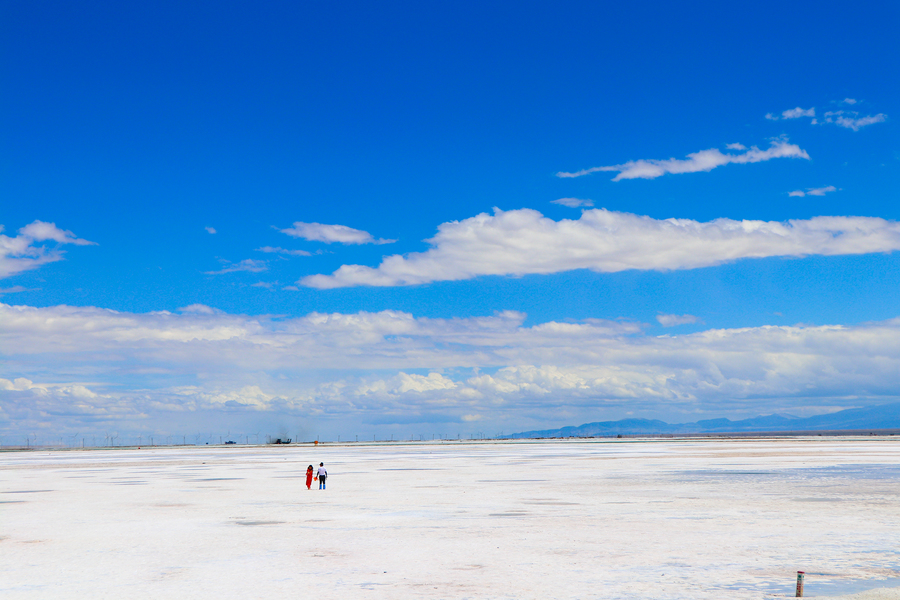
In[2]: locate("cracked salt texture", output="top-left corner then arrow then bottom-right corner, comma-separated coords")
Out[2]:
1,438 -> 899,599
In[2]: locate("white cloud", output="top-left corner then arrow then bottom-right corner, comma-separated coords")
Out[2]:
205,226 -> 217,234
204,259 -> 268,275
256,246 -> 312,257
280,222 -> 396,245
725,143 -> 747,150
781,107 -> 815,119
178,304 -> 225,315
822,111 -> 887,131
299,208 -> 900,289
169,385 -> 276,409
0,220 -> 95,279
556,140 -> 809,181
656,314 -> 700,327
551,198 -> 594,208
789,186 -> 838,198
767,103 -> 886,131
17,221 -> 94,245
0,286 -> 35,295
5,303 -> 900,436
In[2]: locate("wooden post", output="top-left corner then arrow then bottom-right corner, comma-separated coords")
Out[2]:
796,571 -> 805,597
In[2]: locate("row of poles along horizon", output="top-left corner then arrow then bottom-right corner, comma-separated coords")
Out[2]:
4,431 -> 503,449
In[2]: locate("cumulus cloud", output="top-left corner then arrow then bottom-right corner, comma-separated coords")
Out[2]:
841,98 -> 858,105
298,208 -> 900,289
552,198 -> 594,208
0,220 -> 95,279
656,314 -> 700,327
204,259 -> 268,275
205,226 -> 217,234
256,246 -> 312,257
280,222 -> 396,245
5,302 -> 900,437
789,186 -> 838,198
556,140 -> 809,181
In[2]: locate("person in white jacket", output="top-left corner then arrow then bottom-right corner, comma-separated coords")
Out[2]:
316,462 -> 327,489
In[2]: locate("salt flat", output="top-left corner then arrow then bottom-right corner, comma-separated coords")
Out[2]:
1,438 -> 899,599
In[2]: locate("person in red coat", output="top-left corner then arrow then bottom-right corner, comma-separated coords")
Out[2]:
305,464 -> 314,490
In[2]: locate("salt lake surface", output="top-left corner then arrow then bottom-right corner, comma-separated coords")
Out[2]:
2,438 -> 899,599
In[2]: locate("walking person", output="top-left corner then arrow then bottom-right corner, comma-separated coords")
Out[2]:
316,462 -> 327,489
305,464 -> 314,490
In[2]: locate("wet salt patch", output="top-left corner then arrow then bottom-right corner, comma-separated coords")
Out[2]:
795,497 -> 845,502
476,479 -> 546,482
806,576 -> 900,596
744,576 -> 900,598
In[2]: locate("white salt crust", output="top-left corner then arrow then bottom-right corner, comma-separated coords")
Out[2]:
1,437 -> 899,599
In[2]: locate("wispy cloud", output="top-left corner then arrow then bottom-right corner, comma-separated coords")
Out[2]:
820,111 -> 887,131
256,246 -> 312,257
0,286 -> 37,295
551,198 -> 594,208
204,259 -> 268,275
766,102 -> 886,131
789,186 -> 838,198
0,220 -> 95,279
656,314 -> 700,327
279,222 -> 396,245
556,140 -> 809,181
205,226 -> 217,234
299,208 -> 900,289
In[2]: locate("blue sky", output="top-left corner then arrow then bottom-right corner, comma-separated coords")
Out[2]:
2,0 -> 899,443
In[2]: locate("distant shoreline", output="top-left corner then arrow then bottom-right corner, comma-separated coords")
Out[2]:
2,429 -> 899,452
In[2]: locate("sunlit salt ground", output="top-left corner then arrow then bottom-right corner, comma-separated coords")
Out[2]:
2,438 -> 900,600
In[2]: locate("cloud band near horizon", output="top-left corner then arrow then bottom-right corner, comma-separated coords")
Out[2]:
4,302 -> 900,437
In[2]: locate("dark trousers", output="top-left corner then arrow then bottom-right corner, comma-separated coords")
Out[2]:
319,475 -> 326,489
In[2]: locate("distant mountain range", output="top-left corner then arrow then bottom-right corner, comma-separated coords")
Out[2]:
503,402 -> 900,438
